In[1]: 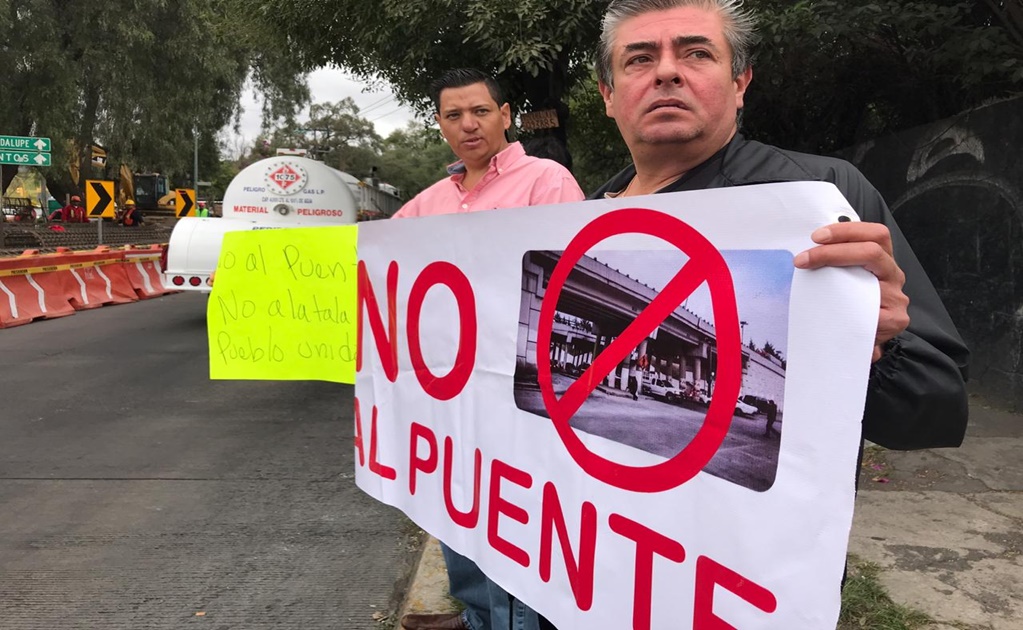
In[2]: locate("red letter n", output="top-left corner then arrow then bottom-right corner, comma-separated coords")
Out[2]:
539,482 -> 597,611
357,260 -> 398,381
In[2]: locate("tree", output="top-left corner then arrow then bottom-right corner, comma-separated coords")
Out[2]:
375,122 -> 455,199
0,0 -> 309,196
258,99 -> 383,175
744,0 -> 1023,153
565,70 -> 630,193
259,0 -> 609,151
258,0 -> 1023,191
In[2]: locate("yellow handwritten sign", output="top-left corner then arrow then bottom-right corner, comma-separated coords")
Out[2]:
207,226 -> 358,383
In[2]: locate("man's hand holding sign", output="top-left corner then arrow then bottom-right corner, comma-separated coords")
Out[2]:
795,222 -> 911,363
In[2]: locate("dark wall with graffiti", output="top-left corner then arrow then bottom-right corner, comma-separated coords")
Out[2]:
841,96 -> 1023,410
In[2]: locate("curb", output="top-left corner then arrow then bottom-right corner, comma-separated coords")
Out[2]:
396,536 -> 458,623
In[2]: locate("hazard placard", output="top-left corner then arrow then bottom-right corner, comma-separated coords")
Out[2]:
85,179 -> 115,218
176,188 -> 195,218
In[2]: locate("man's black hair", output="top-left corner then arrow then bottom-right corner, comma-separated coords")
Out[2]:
430,68 -> 506,112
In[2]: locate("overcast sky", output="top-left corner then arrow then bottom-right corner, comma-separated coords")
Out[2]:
224,66 -> 421,154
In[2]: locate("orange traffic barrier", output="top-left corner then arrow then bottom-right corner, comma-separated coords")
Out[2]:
123,247 -> 174,299
65,252 -> 138,310
0,246 -> 177,329
0,257 -> 77,328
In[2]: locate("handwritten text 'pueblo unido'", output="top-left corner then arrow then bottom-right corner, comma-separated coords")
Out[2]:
356,260 -> 778,630
214,244 -> 354,365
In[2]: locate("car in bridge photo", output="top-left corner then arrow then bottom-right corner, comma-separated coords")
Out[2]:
641,377 -> 684,403
735,397 -> 759,417
693,392 -> 757,417
741,394 -> 773,415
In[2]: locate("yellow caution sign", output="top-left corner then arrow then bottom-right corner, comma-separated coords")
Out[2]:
85,179 -> 115,218
176,188 -> 196,218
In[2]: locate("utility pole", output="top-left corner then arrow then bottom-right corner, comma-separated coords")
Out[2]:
193,131 -> 199,197
0,164 -> 5,248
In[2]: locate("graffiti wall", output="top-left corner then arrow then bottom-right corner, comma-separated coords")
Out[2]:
843,96 -> 1023,410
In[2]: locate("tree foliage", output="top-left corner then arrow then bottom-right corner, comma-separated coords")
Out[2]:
565,70 -> 630,193
246,105 -> 451,200
255,0 -> 1023,193
375,122 -> 455,199
744,0 -> 1023,153
258,0 -> 609,147
0,0 -> 309,196
254,98 -> 383,175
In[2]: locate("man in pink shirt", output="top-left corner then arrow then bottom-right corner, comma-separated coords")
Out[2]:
396,69 -> 583,630
394,69 -> 583,220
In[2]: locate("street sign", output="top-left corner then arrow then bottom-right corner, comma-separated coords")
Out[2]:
0,135 -> 51,152
176,188 -> 195,217
85,180 -> 115,218
0,150 -> 51,167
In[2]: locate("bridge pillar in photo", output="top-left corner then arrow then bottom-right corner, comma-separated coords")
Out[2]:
626,338 -> 649,396
516,255 -> 546,371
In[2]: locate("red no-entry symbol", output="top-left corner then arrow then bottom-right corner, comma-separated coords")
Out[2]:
537,208 -> 743,493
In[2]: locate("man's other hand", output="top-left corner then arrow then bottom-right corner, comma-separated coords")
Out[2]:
794,222 -> 909,362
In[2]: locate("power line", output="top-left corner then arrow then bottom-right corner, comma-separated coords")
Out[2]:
359,95 -> 397,116
369,105 -> 406,122
358,94 -> 394,114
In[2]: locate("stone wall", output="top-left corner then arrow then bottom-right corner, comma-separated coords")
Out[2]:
841,96 -> 1023,410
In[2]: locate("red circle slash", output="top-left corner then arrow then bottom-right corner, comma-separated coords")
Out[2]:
536,208 -> 742,493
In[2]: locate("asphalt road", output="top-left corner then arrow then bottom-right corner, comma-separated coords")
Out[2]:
0,293 -> 416,629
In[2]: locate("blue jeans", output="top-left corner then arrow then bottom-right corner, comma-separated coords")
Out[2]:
441,542 -> 544,630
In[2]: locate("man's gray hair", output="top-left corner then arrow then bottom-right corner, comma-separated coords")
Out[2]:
595,0 -> 758,87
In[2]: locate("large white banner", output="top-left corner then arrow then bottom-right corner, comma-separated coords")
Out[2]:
355,182 -> 879,629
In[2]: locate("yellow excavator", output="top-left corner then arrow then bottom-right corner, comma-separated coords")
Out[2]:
68,144 -> 177,215
119,165 -> 177,214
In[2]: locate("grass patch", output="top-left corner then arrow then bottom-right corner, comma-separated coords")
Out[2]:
839,555 -> 932,629
445,594 -> 466,613
861,444 -> 894,484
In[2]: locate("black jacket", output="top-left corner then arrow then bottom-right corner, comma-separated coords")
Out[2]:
591,133 -> 970,450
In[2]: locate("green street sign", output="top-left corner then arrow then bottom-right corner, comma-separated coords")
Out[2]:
0,150 -> 52,166
0,135 -> 51,153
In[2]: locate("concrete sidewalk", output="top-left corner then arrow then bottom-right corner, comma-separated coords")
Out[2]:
849,396 -> 1022,629
398,395 -> 1022,629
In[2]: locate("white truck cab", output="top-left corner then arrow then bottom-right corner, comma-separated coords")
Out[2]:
641,374 -> 684,403
163,156 -> 359,292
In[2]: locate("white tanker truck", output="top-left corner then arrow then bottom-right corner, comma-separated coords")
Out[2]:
162,156 -> 401,292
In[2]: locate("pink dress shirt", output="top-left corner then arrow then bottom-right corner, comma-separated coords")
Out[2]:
393,142 -> 584,218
